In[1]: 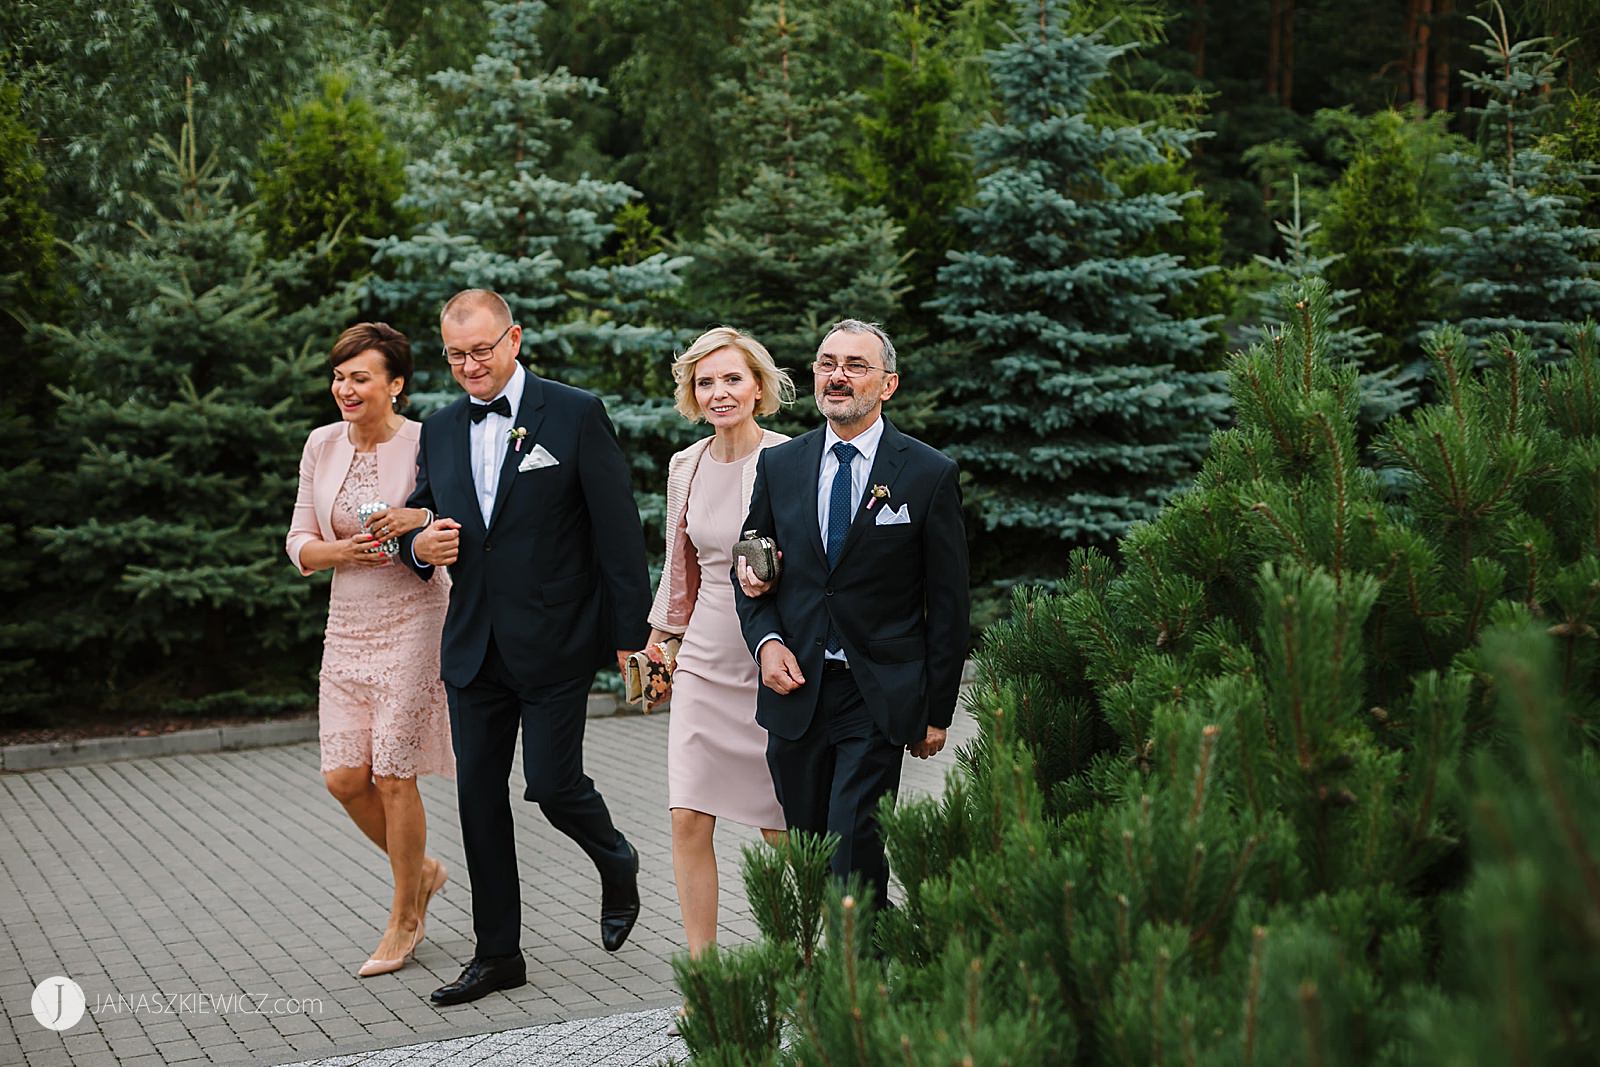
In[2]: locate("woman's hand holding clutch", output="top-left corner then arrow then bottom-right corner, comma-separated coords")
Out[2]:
335,534 -> 393,569
624,632 -> 682,712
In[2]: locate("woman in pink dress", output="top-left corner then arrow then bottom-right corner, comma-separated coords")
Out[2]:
285,322 -> 453,978
647,327 -> 794,961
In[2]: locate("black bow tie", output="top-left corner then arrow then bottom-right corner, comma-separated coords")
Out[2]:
469,396 -> 512,423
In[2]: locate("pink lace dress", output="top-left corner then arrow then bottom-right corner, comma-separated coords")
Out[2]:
319,451 -> 454,778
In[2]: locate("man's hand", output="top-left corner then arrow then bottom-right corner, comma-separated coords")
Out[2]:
364,506 -> 428,543
414,517 -> 462,566
758,640 -> 806,694
908,725 -> 947,760
736,552 -> 782,598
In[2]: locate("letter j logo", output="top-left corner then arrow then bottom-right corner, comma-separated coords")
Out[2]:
31,976 -> 86,1031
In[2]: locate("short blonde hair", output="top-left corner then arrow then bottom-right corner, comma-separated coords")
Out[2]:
672,327 -> 795,422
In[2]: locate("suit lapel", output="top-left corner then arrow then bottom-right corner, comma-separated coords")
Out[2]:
835,418 -> 908,568
798,430 -> 829,569
488,368 -> 545,535
448,398 -> 483,534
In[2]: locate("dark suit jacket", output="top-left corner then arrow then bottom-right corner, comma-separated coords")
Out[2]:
399,368 -> 651,691
733,417 -> 971,747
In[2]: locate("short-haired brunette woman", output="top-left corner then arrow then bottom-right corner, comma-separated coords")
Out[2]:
285,322 -> 453,977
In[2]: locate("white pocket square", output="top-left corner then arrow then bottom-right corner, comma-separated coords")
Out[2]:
517,444 -> 560,472
875,503 -> 911,526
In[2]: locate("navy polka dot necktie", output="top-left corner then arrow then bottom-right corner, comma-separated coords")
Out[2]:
825,442 -> 858,654
826,442 -> 859,568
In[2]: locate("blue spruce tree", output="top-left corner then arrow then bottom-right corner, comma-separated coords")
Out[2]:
367,0 -> 693,539
931,0 -> 1227,584
1415,6 -> 1600,357
368,0 -> 689,400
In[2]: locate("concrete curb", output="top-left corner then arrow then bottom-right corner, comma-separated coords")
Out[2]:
1,693 -> 633,773
1,662 -> 979,774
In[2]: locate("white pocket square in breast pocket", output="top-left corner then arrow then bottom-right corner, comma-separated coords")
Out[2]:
517,444 -> 560,472
875,503 -> 911,526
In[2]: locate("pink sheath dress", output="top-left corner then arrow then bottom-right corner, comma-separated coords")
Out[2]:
667,452 -> 785,828
319,451 -> 454,779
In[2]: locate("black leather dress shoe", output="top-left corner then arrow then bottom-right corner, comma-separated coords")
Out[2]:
430,953 -> 527,1006
600,838 -> 641,952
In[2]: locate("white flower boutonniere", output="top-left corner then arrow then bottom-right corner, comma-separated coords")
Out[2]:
508,426 -> 528,452
867,484 -> 891,510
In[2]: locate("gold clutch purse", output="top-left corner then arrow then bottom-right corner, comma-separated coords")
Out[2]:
732,530 -> 781,583
624,636 -> 681,712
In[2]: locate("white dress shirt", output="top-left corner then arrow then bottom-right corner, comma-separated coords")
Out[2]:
469,369 -> 525,527
411,370 -> 526,571
759,416 -> 884,665
817,416 -> 884,546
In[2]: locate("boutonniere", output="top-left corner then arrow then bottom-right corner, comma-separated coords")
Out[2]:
867,484 -> 891,510
508,426 -> 528,452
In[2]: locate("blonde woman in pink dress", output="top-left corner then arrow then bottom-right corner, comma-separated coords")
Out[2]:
285,322 -> 453,978
647,327 -> 795,965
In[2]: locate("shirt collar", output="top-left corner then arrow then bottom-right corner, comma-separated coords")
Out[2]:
823,415 -> 884,465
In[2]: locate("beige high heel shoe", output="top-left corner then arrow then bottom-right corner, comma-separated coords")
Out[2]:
357,923 -> 423,978
420,861 -> 448,923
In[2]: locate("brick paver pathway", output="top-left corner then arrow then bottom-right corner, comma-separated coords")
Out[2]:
3,703 -> 974,1066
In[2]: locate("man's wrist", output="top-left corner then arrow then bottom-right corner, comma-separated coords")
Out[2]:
756,633 -> 784,657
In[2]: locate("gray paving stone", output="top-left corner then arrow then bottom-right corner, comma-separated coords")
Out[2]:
4,692 -> 971,1066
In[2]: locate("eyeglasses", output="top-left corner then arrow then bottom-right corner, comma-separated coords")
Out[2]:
442,323 -> 515,365
812,357 -> 886,379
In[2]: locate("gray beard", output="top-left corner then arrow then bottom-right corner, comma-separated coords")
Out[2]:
816,390 -> 875,425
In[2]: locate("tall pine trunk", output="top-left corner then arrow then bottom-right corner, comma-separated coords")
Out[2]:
1430,0 -> 1454,111
1267,0 -> 1282,100
1409,0 -> 1433,107
1188,0 -> 1208,78
1280,0 -> 1295,107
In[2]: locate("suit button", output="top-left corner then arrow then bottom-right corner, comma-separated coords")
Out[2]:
815,639 -> 823,647
824,588 -> 834,597
484,541 -> 493,552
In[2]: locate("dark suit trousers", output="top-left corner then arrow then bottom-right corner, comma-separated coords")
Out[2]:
766,666 -> 904,908
446,636 -> 630,957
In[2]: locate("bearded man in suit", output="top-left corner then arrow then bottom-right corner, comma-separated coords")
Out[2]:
733,319 -> 970,906
401,288 -> 651,1005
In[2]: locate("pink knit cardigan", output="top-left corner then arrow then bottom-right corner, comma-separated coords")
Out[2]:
647,429 -> 789,634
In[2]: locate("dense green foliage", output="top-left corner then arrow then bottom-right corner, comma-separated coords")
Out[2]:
1317,110 -> 1451,367
1,0 -> 356,240
854,12 -> 973,321
4,0 -> 1598,726
255,74 -> 412,305
685,0 -> 905,375
0,78 -> 66,717
674,281 -> 1600,1065
30,109 -> 352,715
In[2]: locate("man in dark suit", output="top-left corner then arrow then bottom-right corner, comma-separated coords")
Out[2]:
400,289 -> 651,1005
733,319 -> 970,906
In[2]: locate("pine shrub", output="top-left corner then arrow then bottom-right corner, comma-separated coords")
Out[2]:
673,280 -> 1600,1065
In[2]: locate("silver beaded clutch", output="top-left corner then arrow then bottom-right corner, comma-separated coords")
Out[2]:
356,500 -> 399,558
